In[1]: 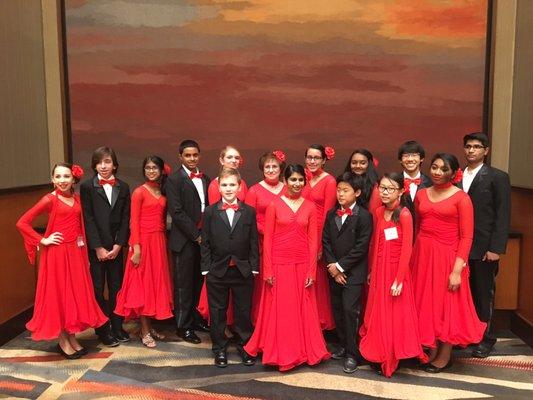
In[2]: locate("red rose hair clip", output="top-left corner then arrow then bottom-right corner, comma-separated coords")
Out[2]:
71,164 -> 84,180
373,157 -> 379,168
272,150 -> 286,162
403,180 -> 411,195
163,163 -> 172,175
452,168 -> 463,184
324,146 -> 335,160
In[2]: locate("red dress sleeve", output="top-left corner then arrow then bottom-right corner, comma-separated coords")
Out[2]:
244,185 -> 264,234
16,194 -> 53,264
129,187 -> 144,246
262,201 -> 276,279
208,179 -> 221,204
323,175 -> 337,214
394,208 -> 413,285
456,193 -> 474,261
238,179 -> 248,201
307,202 -> 318,281
368,184 -> 381,214
368,207 -> 382,275
414,192 -> 422,236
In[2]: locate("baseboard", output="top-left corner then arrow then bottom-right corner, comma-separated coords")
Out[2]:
511,312 -> 533,349
0,308 -> 33,346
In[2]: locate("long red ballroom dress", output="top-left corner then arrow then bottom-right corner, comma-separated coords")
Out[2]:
368,185 -> 382,214
197,178 -> 249,324
359,206 -> 427,377
16,193 -> 108,340
245,182 -> 285,323
115,185 -> 173,320
244,197 -> 330,371
410,189 -> 486,348
301,174 -> 336,330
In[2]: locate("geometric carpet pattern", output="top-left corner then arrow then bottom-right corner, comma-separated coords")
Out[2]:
1,322 -> 532,400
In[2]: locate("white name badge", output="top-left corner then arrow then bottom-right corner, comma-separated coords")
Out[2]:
384,227 -> 399,241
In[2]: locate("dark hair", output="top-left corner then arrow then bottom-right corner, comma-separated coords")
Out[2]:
218,167 -> 242,183
142,155 -> 167,191
430,153 -> 460,182
380,172 -> 407,223
336,171 -> 364,192
258,151 -> 286,173
305,144 -> 326,160
178,139 -> 200,155
284,164 -> 307,185
397,140 -> 426,160
463,132 -> 489,148
91,146 -> 119,174
52,162 -> 80,184
344,148 -> 378,209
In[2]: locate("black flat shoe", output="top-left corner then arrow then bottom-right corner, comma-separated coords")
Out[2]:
75,347 -> 88,357
424,360 -> 453,373
343,356 -> 358,373
331,347 -> 346,360
99,333 -> 120,347
113,329 -> 131,343
214,350 -> 228,368
237,345 -> 256,366
370,362 -> 383,375
177,329 -> 201,344
57,344 -> 81,360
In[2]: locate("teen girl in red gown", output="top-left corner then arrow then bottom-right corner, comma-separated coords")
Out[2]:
359,173 -> 427,377
115,156 -> 173,348
344,148 -> 381,213
16,163 -> 108,359
245,150 -> 286,323
302,144 -> 336,330
245,164 -> 330,371
411,153 -> 486,373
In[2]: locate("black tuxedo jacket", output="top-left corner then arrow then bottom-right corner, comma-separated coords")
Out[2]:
404,173 -> 432,217
322,204 -> 373,285
458,164 -> 511,259
80,176 -> 130,250
166,166 -> 210,252
200,201 -> 259,279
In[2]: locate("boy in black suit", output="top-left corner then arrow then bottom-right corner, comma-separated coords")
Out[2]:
80,147 -> 131,346
166,140 -> 210,344
460,132 -> 511,358
201,168 -> 259,367
323,172 -> 373,373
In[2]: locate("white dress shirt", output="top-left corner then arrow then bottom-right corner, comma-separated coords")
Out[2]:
182,165 -> 205,211
335,202 -> 356,273
403,171 -> 421,201
462,163 -> 483,193
97,174 -> 114,204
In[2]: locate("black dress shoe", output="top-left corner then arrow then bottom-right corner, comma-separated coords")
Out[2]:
75,347 -> 88,357
194,321 -> 210,333
113,329 -> 131,342
237,346 -> 256,366
177,329 -> 201,344
343,356 -> 358,373
331,347 -> 346,360
57,344 -> 81,360
99,333 -> 120,347
424,359 -> 453,373
471,343 -> 494,358
214,350 -> 228,368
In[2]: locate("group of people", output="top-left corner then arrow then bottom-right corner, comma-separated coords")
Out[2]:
16,132 -> 511,378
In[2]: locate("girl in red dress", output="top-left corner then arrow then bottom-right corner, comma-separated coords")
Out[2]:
16,163 -> 108,359
244,164 -> 330,371
302,144 -> 336,330
359,172 -> 427,377
115,156 -> 174,348
245,150 -> 286,323
411,153 -> 486,373
344,149 -> 381,213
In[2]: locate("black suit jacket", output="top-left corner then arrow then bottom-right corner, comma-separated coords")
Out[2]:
322,204 -> 373,284
166,166 -> 210,252
404,173 -> 432,218
201,201 -> 259,279
80,176 -> 130,250
458,164 -> 511,259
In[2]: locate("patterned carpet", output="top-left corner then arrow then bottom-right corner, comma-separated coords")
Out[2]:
1,322 -> 532,400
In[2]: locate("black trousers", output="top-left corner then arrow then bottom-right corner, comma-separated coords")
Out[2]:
172,240 -> 203,330
469,259 -> 499,346
88,250 -> 125,335
206,268 -> 253,352
329,277 -> 363,357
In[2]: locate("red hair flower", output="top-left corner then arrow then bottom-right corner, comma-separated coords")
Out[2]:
403,179 -> 411,195
71,164 -> 84,180
163,163 -> 172,175
452,168 -> 463,184
373,157 -> 379,168
272,150 -> 286,162
324,146 -> 335,160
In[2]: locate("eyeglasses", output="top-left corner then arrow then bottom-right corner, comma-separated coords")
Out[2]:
144,166 -> 159,171
378,185 -> 398,193
401,153 -> 420,159
463,144 -> 486,150
306,156 -> 323,162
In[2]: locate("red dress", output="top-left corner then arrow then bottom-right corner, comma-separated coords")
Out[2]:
410,189 -> 486,347
245,182 -> 285,323
16,193 -> 108,340
115,185 -> 173,320
244,197 -> 330,371
359,207 -> 427,377
302,174 -> 336,330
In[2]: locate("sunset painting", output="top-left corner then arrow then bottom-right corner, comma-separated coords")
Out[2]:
65,0 -> 489,184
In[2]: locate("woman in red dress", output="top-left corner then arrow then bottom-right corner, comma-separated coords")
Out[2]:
411,153 -> 486,373
344,148 -> 381,213
359,172 -> 427,377
115,156 -> 173,348
16,163 -> 108,359
245,150 -> 286,323
302,144 -> 336,330
244,164 -> 330,371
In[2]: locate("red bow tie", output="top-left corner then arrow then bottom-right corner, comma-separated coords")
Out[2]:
99,178 -> 116,186
336,208 -> 352,217
190,171 -> 204,179
222,203 -> 239,211
404,177 -> 421,186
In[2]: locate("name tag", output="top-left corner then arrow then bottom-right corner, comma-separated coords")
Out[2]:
384,227 -> 399,241
76,236 -> 85,247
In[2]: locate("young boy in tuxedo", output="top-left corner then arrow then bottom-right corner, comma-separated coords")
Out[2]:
80,147 -> 131,346
323,172 -> 373,373
201,168 -> 259,367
